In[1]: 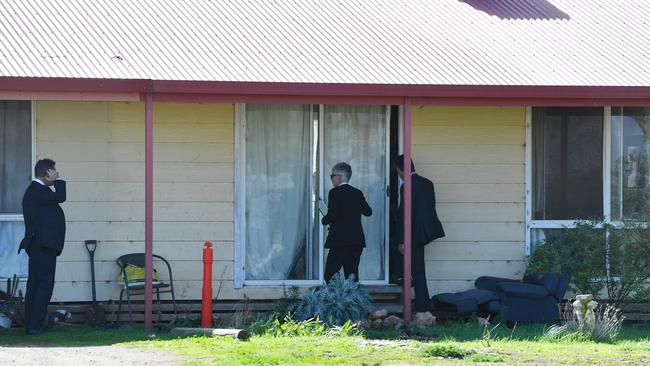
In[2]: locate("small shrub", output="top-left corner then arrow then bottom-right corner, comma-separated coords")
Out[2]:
527,220 -> 606,297
423,344 -> 469,359
542,301 -> 624,342
290,273 -> 372,326
527,219 -> 650,309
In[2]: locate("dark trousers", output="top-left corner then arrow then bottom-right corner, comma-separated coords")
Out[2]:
24,246 -> 58,331
411,243 -> 430,312
324,246 -> 363,282
394,243 -> 431,312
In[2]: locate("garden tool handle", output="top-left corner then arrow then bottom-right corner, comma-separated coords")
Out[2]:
85,239 -> 98,255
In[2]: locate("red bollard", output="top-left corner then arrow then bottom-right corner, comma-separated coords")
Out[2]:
201,241 -> 214,328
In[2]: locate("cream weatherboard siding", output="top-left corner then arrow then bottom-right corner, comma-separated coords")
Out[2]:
35,101 -> 244,301
33,102 -> 525,302
412,106 -> 527,295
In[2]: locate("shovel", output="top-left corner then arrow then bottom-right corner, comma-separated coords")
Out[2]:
84,239 -> 107,326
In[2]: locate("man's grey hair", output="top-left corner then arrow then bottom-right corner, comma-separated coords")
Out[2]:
332,162 -> 352,183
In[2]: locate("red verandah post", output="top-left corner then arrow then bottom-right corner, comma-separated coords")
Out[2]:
403,97 -> 413,323
144,89 -> 154,331
202,241 -> 214,328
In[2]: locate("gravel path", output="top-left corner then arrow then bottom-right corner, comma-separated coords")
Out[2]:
0,345 -> 182,366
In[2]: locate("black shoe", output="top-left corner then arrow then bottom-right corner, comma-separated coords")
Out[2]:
25,328 -> 46,335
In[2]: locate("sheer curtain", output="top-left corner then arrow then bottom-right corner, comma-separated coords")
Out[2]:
245,105 -> 312,280
1,101 -> 31,278
323,105 -> 386,281
0,222 -> 26,277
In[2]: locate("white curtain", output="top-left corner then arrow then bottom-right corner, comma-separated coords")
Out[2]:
323,105 -> 386,281
0,222 -> 27,278
1,101 -> 31,278
245,105 -> 312,280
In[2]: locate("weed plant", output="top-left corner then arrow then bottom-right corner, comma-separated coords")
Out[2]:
542,301 -> 624,342
249,316 -> 359,337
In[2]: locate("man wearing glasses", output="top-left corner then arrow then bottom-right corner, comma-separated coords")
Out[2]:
321,162 -> 372,282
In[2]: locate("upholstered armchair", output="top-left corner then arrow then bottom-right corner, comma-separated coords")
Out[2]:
475,273 -> 571,323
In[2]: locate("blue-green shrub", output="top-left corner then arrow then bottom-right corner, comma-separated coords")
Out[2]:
290,273 -> 372,326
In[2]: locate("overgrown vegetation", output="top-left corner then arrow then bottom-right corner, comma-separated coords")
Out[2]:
1,322 -> 649,365
527,219 -> 650,308
248,274 -> 370,336
289,273 -> 372,326
249,316 -> 359,337
542,302 -> 625,342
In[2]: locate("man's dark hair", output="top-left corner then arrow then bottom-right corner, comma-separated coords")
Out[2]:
34,158 -> 56,178
394,154 -> 416,172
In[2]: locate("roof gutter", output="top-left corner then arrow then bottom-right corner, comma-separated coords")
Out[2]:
1,77 -> 649,105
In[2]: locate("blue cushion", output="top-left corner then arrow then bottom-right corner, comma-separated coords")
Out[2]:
475,276 -> 519,292
497,282 -> 549,300
433,289 -> 501,314
433,293 -> 479,314
485,300 -> 500,313
553,274 -> 571,301
532,273 -> 559,293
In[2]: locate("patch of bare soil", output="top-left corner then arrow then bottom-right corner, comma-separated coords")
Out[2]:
0,345 -> 181,366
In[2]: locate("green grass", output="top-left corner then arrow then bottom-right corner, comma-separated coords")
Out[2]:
1,322 -> 650,365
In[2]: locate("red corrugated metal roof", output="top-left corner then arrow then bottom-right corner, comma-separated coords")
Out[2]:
0,0 -> 648,86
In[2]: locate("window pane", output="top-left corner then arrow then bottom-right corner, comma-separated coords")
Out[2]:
1,101 -> 32,214
323,105 -> 387,281
0,221 -> 28,278
244,105 -> 314,281
532,107 -> 603,220
611,107 -> 650,220
530,228 -> 562,253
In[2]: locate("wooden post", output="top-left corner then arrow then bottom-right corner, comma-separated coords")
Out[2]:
144,88 -> 154,331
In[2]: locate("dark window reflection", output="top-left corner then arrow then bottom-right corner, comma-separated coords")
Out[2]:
533,107 -> 603,220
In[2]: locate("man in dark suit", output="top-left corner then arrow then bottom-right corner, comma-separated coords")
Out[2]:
322,162 -> 372,282
395,155 -> 445,313
19,158 -> 66,335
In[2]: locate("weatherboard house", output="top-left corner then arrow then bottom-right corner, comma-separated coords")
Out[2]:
1,0 -> 649,327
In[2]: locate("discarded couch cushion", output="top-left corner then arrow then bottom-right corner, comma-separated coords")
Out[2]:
432,289 -> 500,315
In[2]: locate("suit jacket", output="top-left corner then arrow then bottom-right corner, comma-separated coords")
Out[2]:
397,173 -> 445,246
322,184 -> 372,248
20,180 -> 67,255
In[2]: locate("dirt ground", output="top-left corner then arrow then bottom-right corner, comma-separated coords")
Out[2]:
0,345 -> 181,365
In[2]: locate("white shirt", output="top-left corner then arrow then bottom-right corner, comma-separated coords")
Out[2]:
398,171 -> 417,205
33,178 -> 45,185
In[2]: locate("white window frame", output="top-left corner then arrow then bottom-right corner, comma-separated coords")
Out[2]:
318,106 -> 391,286
234,103 -> 322,287
0,101 -> 35,279
525,106 -> 613,255
235,104 -> 391,287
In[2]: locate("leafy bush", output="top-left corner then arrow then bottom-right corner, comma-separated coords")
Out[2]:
606,221 -> 650,308
542,302 -> 624,343
527,219 -> 650,308
249,316 -> 359,337
290,273 -> 372,326
527,220 -> 606,296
